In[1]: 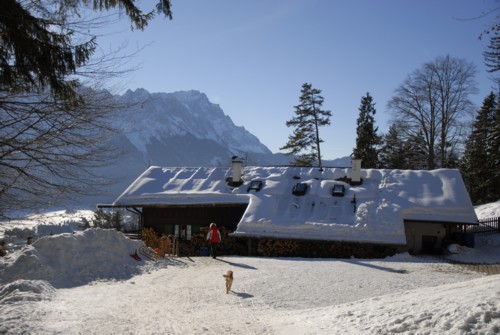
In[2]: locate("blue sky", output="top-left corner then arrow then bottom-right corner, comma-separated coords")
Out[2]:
97,0 -> 498,160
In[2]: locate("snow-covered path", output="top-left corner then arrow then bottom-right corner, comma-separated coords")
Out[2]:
4,255 -> 496,335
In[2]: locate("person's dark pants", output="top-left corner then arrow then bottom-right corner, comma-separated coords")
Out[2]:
210,242 -> 218,258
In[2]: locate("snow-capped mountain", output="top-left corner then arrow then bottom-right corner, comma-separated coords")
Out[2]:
116,88 -> 276,167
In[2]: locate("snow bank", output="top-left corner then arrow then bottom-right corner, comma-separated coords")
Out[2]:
4,221 -> 83,241
445,234 -> 500,264
0,229 -> 145,288
475,200 -> 500,219
0,209 -> 93,242
270,275 -> 500,334
0,280 -> 55,304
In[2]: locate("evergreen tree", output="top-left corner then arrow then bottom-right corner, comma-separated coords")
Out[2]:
352,93 -> 380,168
483,31 -> 500,89
281,83 -> 332,169
379,122 -> 428,170
379,123 -> 406,169
405,129 -> 429,169
0,0 -> 172,102
487,97 -> 500,201
460,92 -> 496,204
84,209 -> 124,230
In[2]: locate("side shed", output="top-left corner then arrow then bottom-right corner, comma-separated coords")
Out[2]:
404,219 -> 476,254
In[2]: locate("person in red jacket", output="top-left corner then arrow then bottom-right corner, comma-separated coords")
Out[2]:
206,222 -> 221,259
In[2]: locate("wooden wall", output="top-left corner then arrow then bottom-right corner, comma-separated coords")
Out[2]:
142,204 -> 248,235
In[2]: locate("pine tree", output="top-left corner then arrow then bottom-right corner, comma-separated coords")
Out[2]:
88,209 -> 123,230
405,129 -> 430,169
352,93 -> 380,168
460,92 -> 496,204
483,31 -> 500,89
0,0 -> 172,101
487,97 -> 500,202
281,83 -> 332,169
379,122 -> 428,170
379,123 -> 406,169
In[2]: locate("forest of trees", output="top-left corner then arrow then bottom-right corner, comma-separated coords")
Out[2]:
353,53 -> 499,204
357,52 -> 499,204
283,51 -> 499,205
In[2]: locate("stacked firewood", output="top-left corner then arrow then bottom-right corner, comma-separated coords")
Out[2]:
178,232 -> 206,256
157,234 -> 174,257
217,227 -> 248,255
254,238 -> 398,258
141,227 -> 158,249
177,227 -> 248,257
141,228 -> 174,257
257,239 -> 299,257
141,227 -> 397,258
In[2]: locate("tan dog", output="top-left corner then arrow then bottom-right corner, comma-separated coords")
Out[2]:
222,270 -> 233,294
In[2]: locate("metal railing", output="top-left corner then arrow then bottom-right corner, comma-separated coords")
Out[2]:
468,217 -> 500,235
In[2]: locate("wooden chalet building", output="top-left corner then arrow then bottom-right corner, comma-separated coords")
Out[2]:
99,159 -> 479,256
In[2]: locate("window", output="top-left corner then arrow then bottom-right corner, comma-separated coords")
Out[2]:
332,184 -> 345,197
247,180 -> 263,192
292,183 -> 308,196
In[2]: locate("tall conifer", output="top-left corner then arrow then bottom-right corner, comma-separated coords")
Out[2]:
487,98 -> 500,201
461,92 -> 497,204
352,93 -> 380,168
379,123 -> 406,169
281,83 -> 332,169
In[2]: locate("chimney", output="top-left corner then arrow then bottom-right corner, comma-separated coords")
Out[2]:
351,159 -> 362,185
231,156 -> 243,183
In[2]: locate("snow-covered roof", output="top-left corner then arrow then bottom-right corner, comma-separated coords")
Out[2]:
112,166 -> 478,245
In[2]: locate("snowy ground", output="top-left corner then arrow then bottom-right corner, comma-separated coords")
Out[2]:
475,200 -> 500,219
0,202 -> 499,334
